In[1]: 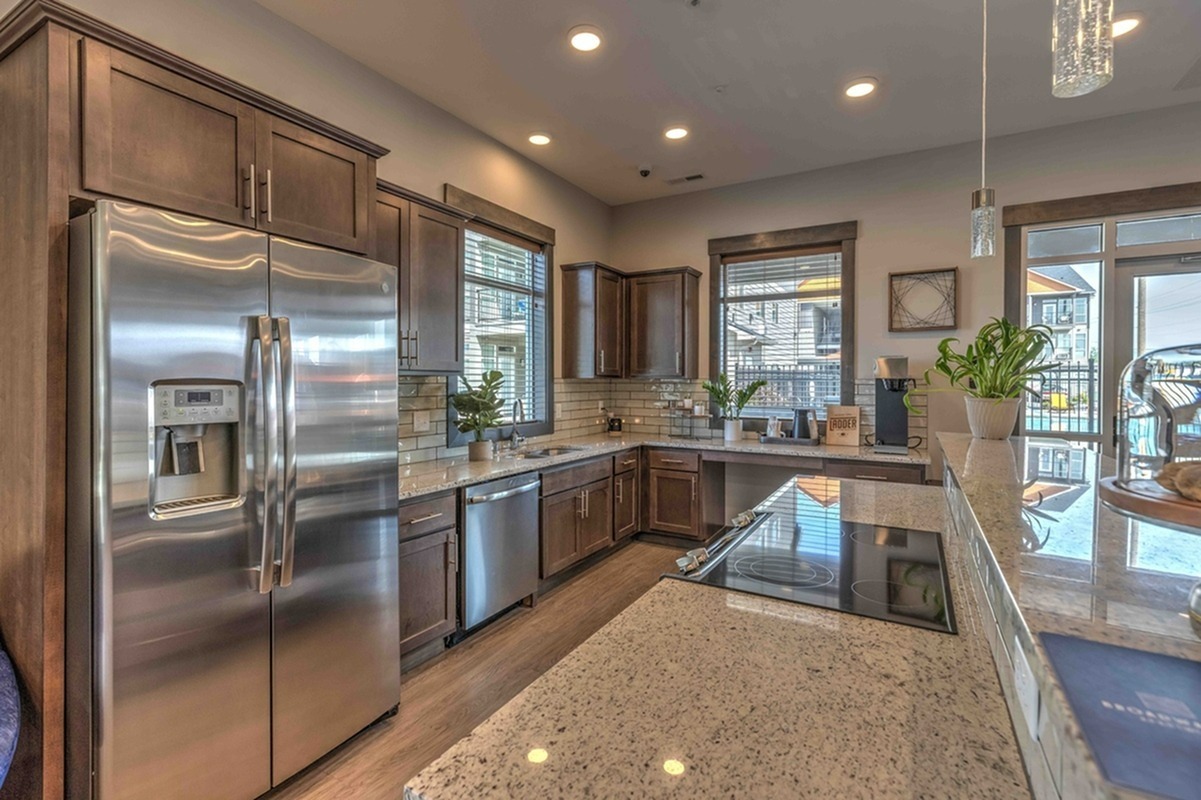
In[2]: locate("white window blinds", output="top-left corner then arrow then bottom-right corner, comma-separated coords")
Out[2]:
461,224 -> 549,425
717,249 -> 843,416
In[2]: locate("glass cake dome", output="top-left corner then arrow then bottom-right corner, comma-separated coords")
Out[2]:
1110,344 -> 1201,532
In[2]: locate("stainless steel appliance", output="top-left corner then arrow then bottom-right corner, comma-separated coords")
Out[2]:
66,201 -> 400,800
873,356 -> 916,455
462,474 -> 541,630
667,478 -> 956,634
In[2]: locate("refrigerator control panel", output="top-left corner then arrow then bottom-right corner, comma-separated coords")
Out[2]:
154,383 -> 241,426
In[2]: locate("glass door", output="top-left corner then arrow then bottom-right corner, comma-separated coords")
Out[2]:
1114,255 -> 1201,372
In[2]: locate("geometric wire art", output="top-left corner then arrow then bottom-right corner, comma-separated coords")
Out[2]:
889,267 -> 958,332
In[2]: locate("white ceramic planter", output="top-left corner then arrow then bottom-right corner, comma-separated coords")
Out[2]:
723,419 -> 743,442
964,396 -> 1021,440
467,440 -> 493,462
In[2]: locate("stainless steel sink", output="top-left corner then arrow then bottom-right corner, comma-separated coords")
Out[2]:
514,446 -> 584,459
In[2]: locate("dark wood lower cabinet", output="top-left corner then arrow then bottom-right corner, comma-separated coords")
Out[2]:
578,478 -> 613,557
540,477 -> 614,578
398,529 -> 457,654
541,489 -> 583,578
647,468 -> 702,539
614,470 -> 638,539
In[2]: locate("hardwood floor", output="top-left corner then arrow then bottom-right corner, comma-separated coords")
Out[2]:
270,540 -> 682,799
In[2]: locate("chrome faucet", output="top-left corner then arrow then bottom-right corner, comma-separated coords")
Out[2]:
509,399 -> 527,450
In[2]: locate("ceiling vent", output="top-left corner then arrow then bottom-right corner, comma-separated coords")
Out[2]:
1175,55 -> 1201,90
665,173 -> 706,186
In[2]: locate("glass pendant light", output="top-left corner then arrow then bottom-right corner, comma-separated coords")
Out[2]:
1052,0 -> 1114,98
971,0 -> 996,259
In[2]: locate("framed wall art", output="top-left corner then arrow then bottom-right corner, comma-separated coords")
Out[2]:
888,267 -> 958,332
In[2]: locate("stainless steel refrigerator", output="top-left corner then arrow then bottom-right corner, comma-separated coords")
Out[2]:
66,201 -> 400,800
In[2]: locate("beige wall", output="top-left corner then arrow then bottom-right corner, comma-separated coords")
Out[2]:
609,101 -> 1201,472
25,0 -> 614,373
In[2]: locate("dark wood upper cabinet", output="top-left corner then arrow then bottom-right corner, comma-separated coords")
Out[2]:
253,110 -> 373,253
373,188 -> 466,374
561,262 -> 624,378
397,528 -> 457,654
626,268 -> 700,379
80,38 -> 256,228
80,39 -> 377,253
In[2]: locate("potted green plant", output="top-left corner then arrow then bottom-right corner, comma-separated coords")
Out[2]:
906,317 -> 1057,440
702,373 -> 767,442
451,370 -> 505,461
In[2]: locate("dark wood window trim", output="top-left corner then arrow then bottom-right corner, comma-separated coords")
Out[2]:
444,184 -> 556,246
1001,181 -> 1201,322
707,222 -> 858,421
443,190 -> 556,446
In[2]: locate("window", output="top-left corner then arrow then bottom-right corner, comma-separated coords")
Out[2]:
458,224 -> 550,436
1073,296 -> 1088,323
716,247 -> 845,416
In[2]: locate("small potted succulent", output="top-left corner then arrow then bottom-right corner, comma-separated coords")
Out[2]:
451,370 -> 505,461
906,317 -> 1057,440
702,373 -> 767,442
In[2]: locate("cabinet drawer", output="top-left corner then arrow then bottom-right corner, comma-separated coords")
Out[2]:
398,491 -> 456,541
646,449 -> 699,472
613,449 -> 639,474
541,457 -> 612,496
824,461 -> 924,485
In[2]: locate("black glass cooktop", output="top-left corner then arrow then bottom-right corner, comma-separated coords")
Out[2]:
671,480 -> 956,634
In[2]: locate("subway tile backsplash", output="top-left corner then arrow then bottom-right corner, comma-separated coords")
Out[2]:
397,376 -> 926,463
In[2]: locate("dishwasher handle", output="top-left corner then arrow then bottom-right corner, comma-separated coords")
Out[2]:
466,481 -> 541,505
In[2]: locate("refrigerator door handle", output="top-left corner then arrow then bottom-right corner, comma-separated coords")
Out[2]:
256,314 -> 279,594
276,316 -> 298,587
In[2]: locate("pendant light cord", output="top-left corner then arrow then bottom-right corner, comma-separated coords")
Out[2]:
981,0 -> 988,188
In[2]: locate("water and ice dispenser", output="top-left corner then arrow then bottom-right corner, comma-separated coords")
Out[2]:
151,382 -> 244,516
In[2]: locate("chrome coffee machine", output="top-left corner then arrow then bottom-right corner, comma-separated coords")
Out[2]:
873,357 -> 915,455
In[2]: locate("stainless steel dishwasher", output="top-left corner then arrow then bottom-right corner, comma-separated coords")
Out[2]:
461,473 -> 541,630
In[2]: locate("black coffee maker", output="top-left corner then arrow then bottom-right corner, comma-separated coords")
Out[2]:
874,356 -> 915,455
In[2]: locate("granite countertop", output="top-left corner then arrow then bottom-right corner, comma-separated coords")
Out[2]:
399,434 -> 930,500
939,433 -> 1200,663
405,478 -> 1028,799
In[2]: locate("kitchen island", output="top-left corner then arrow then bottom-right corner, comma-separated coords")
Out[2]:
940,433 -> 1201,800
404,476 -> 1029,799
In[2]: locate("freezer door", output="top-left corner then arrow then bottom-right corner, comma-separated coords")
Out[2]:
79,202 -> 273,800
267,238 -> 400,783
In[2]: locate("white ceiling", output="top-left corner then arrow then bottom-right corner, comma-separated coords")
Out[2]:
255,0 -> 1201,206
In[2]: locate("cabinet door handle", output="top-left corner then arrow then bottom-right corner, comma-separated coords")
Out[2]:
616,478 -> 623,504
411,329 -> 418,365
660,458 -> 685,465
577,490 -> 585,518
855,474 -> 889,482
406,511 -> 444,525
244,163 -> 256,223
448,535 -> 457,568
676,351 -> 681,374
691,475 -> 697,501
399,330 -> 409,367
265,168 -> 273,223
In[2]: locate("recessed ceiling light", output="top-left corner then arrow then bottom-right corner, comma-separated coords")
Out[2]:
844,78 -> 878,98
1112,15 -> 1141,37
527,748 -> 549,764
664,126 -> 689,140
663,759 -> 686,776
528,133 -> 551,146
569,25 -> 602,52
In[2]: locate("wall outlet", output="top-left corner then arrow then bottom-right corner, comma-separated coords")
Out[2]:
555,403 -> 563,419
413,410 -> 431,433
1012,635 -> 1040,741
597,400 -> 604,412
